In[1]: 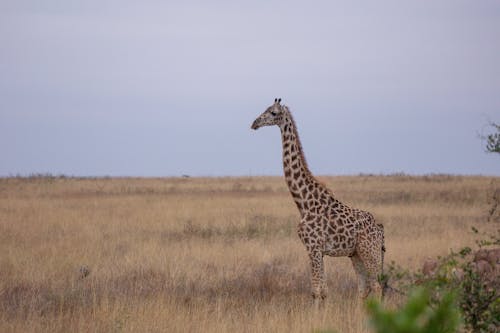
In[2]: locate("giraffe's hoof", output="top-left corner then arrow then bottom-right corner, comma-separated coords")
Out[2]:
311,293 -> 327,308
359,289 -> 370,300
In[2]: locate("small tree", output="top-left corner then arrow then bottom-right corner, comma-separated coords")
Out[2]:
482,122 -> 500,154
480,122 -> 499,222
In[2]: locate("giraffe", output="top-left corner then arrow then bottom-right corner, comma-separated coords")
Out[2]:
251,98 -> 385,303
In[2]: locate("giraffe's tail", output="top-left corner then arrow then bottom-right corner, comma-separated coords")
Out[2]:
377,223 -> 387,297
377,223 -> 385,270
376,223 -> 407,297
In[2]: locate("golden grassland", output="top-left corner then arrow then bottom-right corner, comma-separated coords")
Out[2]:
0,175 -> 498,332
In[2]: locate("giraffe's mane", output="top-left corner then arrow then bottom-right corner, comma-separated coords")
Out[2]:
283,105 -> 313,178
283,105 -> 334,195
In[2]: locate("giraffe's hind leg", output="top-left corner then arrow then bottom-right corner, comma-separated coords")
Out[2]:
351,254 -> 368,298
357,247 -> 383,299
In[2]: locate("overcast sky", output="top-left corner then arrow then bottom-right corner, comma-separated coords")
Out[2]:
1,1 -> 499,177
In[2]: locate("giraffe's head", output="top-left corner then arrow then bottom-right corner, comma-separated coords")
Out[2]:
251,98 -> 285,130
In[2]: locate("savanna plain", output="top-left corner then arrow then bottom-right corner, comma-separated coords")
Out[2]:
0,175 -> 498,332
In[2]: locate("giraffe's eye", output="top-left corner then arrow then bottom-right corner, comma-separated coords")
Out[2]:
270,111 -> 277,116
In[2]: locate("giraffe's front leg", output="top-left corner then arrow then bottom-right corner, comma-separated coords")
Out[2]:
309,250 -> 327,303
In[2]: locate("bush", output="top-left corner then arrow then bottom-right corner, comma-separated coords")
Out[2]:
384,228 -> 499,332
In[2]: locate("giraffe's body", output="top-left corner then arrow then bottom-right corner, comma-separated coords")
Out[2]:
251,99 -> 385,301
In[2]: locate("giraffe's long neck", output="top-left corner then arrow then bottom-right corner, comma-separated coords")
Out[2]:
279,109 -> 318,212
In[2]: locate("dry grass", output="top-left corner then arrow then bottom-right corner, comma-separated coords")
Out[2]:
0,175 -> 497,332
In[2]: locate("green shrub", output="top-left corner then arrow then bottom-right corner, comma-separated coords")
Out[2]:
367,288 -> 460,333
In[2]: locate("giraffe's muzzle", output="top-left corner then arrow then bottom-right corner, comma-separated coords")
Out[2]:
251,119 -> 260,130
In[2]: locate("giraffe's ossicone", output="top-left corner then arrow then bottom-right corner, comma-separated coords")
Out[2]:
251,98 -> 385,302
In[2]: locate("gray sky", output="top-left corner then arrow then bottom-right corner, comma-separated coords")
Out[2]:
1,1 -> 499,177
